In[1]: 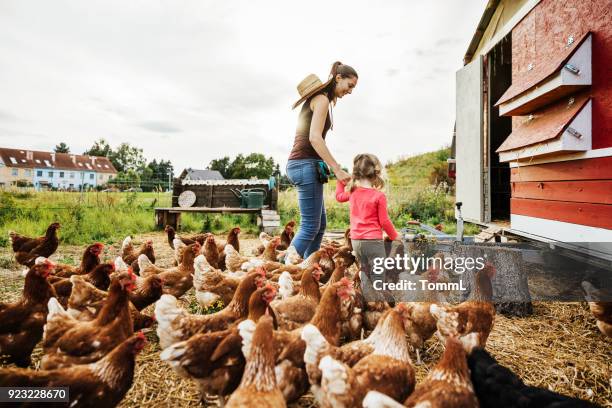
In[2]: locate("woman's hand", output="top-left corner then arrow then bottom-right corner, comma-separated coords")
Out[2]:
334,167 -> 351,182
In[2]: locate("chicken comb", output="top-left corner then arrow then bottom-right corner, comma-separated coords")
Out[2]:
394,302 -> 410,314
133,331 -> 148,350
264,282 -> 276,292
339,277 -> 351,287
255,266 -> 267,276
43,258 -> 56,268
484,262 -> 497,279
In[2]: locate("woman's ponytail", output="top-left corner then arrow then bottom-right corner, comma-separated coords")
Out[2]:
329,61 -> 343,81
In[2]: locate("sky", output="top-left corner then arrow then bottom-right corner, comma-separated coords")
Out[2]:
0,0 -> 485,174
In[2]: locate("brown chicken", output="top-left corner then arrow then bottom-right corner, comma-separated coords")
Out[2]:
396,263 -> 450,364
271,265 -> 323,330
263,236 -> 282,262
66,274 -> 156,331
41,271 -> 136,369
430,263 -> 497,348
326,251 -> 361,342
402,336 -> 478,407
10,222 -> 61,267
277,220 -> 296,251
52,262 -> 114,306
155,268 -> 267,348
164,224 -> 209,249
252,231 -> 274,256
129,273 -> 164,311
121,236 -> 155,271
50,242 -> 104,278
273,278 -> 355,402
317,306 -> 415,408
323,246 -> 356,291
0,332 -> 147,408
137,242 -> 199,298
224,244 -> 257,273
213,227 -> 241,270
302,308 -> 410,403
113,257 -> 164,310
202,234 -> 221,269
226,314 -> 285,408
217,226 -> 241,253
194,254 -> 240,309
582,280 -> 612,338
0,260 -> 57,367
270,248 -> 333,279
158,242 -> 200,298
160,285 -> 277,406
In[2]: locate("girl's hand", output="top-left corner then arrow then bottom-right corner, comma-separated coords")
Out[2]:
334,168 -> 351,183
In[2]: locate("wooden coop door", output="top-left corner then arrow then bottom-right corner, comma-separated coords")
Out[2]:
455,56 -> 484,222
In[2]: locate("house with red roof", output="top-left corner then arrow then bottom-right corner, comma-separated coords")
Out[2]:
0,147 -> 117,190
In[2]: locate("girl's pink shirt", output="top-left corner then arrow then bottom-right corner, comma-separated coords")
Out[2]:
335,180 -> 399,241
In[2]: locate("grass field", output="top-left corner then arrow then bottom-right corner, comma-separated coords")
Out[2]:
0,183 -> 477,247
0,147 -> 477,245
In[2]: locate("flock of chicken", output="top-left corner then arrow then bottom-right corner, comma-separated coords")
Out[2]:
0,221 -> 607,407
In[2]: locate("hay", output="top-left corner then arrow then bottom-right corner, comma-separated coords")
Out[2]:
1,233 -> 611,407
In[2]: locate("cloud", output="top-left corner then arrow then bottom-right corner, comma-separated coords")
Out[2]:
0,109 -> 17,122
386,68 -> 400,77
138,120 -> 182,134
434,37 -> 464,47
0,0 -> 486,172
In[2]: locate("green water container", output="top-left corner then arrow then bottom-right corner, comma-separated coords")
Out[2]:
232,188 -> 267,208
245,189 -> 266,208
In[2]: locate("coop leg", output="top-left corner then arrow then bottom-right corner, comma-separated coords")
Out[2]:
416,349 -> 422,365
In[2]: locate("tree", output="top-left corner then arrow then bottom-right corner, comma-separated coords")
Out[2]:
272,163 -> 281,177
83,138 -> 112,157
227,153 -> 275,179
109,143 -> 146,173
108,169 -> 141,190
54,142 -> 70,153
208,156 -> 231,178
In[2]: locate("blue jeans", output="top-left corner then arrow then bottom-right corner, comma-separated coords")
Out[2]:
286,159 -> 326,258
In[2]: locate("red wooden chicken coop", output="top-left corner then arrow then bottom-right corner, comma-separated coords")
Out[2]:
451,0 -> 612,259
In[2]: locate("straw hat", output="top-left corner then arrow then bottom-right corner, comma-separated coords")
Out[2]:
291,73 -> 333,109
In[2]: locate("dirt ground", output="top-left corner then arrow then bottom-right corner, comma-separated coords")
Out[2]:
1,232 -> 610,407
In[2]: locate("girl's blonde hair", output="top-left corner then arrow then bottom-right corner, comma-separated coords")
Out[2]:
347,153 -> 385,191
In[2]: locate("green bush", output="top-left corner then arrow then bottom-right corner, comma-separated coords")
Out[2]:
396,183 -> 453,225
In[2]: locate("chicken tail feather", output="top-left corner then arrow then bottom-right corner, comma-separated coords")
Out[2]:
362,391 -> 405,408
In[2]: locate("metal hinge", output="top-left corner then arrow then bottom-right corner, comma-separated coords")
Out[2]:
564,63 -> 580,75
566,127 -> 583,139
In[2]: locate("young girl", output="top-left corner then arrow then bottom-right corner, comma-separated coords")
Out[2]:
336,153 -> 401,299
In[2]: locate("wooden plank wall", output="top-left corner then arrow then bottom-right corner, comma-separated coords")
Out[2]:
510,0 -> 612,148
505,0 -> 612,232
510,157 -> 612,229
172,182 -> 277,210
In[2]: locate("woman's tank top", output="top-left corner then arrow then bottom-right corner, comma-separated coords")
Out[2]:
288,93 -> 332,160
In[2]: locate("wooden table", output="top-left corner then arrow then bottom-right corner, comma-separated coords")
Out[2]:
154,207 -> 281,232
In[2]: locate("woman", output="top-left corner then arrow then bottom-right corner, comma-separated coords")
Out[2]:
286,61 -> 358,258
